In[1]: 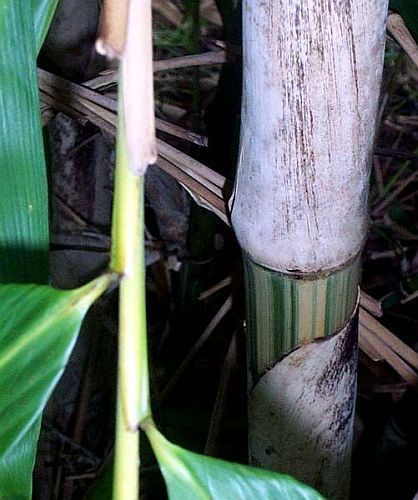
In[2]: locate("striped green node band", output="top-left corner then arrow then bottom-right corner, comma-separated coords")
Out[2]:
243,253 -> 361,381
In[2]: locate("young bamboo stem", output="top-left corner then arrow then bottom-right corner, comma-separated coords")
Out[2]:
104,1 -> 155,499
111,111 -> 149,500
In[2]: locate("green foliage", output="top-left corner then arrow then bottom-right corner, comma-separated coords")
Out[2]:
0,275 -> 112,498
390,0 -> 418,41
33,0 -> 59,52
0,0 -> 59,496
146,423 -> 323,500
0,420 -> 41,500
0,0 -> 52,285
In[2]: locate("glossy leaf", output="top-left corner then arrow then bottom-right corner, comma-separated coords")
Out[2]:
390,0 -> 418,41
146,423 -> 324,500
33,0 -> 59,53
0,274 -> 113,498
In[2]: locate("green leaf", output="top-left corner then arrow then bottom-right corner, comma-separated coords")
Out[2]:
33,0 -> 59,54
0,420 -> 41,500
0,1 -> 49,285
0,1 -> 59,496
390,0 -> 418,42
0,274 -> 114,498
146,423 -> 323,500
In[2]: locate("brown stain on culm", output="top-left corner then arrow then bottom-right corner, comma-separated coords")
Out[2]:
259,0 -> 363,240
315,311 -> 358,398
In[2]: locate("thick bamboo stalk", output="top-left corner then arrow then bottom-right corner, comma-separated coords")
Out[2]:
232,1 -> 388,498
249,311 -> 358,500
232,0 -> 388,274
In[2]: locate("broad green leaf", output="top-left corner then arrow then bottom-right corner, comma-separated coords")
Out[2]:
390,0 -> 418,42
146,423 -> 324,500
0,420 -> 41,500
0,0 -> 49,285
33,0 -> 59,54
0,274 -> 114,498
0,0 -> 59,496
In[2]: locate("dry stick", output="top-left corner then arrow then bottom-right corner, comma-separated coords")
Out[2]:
39,68 -> 118,111
53,193 -> 89,228
158,295 -> 233,403
40,73 -> 207,147
372,168 -> 418,216
401,289 -> 418,304
199,276 -> 233,300
359,291 -> 383,318
369,249 -> 397,260
373,157 -> 385,198
387,13 -> 418,70
359,324 -> 418,390
40,85 -> 225,221
200,0 -> 222,27
155,119 -> 208,147
153,51 -> 228,71
157,138 -> 226,192
156,156 -> 224,210
397,115 -> 418,126
358,330 -> 383,363
39,89 -> 117,136
40,73 -> 206,147
152,0 -> 183,27
372,156 -> 393,226
156,157 -> 229,225
62,322 -> 101,500
84,51 -> 228,90
375,147 -> 418,163
359,309 -> 418,371
205,331 -> 238,456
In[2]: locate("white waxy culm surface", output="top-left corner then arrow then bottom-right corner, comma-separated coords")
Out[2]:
232,0 -> 388,273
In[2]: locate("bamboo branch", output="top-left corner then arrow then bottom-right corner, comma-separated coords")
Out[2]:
104,1 -> 155,498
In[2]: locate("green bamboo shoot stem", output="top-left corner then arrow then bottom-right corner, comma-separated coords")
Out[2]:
106,0 -> 155,497
110,110 -> 150,500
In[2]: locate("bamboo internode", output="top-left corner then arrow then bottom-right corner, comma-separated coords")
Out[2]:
232,0 -> 388,274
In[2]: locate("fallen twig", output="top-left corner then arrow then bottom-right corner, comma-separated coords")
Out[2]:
387,12 -> 418,70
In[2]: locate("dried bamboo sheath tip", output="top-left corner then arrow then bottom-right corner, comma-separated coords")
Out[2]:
96,0 -> 129,59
